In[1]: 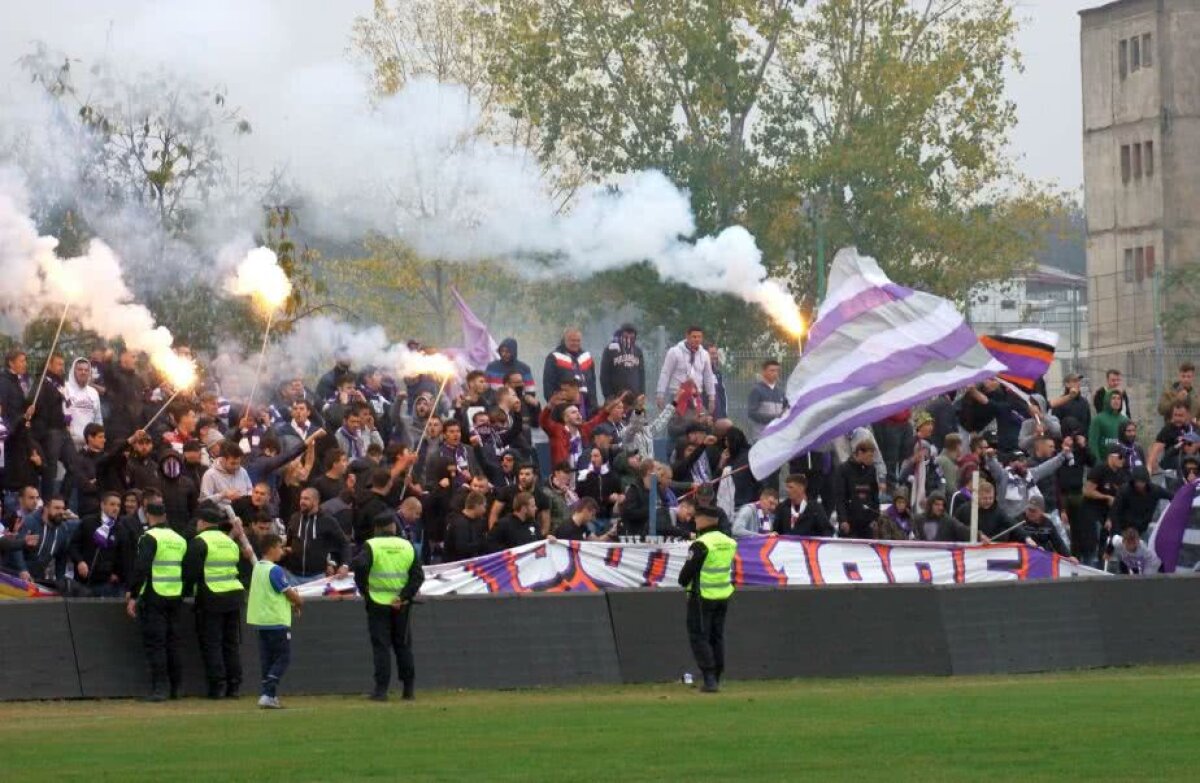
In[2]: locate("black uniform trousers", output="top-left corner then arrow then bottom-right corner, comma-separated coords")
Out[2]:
366,602 -> 415,694
196,603 -> 243,693
140,598 -> 183,693
686,594 -> 729,678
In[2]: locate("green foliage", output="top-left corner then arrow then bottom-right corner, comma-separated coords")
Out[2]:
485,0 -> 1069,334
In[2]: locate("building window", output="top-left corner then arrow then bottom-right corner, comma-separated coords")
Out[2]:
1142,33 -> 1153,67
1119,39 -> 1128,79
1132,143 -> 1142,178
1144,141 -> 1154,176
1135,246 -> 1145,283
1131,36 -> 1141,71
1124,248 -> 1134,282
1120,144 -> 1131,182
1145,245 -> 1156,277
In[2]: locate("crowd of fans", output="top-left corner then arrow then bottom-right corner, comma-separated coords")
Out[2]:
0,324 -> 1191,594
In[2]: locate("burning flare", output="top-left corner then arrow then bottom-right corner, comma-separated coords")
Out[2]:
152,347 -> 198,392
228,247 -> 292,313
400,349 -> 458,380
754,280 -> 807,340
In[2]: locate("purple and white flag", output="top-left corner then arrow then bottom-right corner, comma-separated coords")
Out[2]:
749,248 -> 1006,479
450,286 -> 499,370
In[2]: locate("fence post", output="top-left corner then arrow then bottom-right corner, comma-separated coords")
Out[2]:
1153,270 -> 1165,394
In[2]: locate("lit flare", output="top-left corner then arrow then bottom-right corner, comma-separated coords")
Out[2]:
228,247 -> 292,313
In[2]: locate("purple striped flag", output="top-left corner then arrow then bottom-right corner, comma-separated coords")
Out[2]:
748,249 -> 1006,480
450,286 -> 499,371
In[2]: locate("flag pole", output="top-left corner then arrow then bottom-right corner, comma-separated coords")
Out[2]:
969,469 -> 980,544
30,302 -> 70,411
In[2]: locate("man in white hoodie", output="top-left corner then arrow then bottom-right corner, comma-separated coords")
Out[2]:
64,357 -> 103,450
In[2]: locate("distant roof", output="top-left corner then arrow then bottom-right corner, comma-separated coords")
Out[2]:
1080,0 -> 1151,17
1025,264 -> 1086,288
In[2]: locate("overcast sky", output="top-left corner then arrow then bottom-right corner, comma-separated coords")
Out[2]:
0,0 -> 1095,192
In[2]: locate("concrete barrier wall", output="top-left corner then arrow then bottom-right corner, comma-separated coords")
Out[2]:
2,577 -> 1199,700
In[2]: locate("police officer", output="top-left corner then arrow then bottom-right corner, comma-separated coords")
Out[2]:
676,506 -> 736,693
183,504 -> 255,699
125,498 -> 186,701
352,513 -> 425,701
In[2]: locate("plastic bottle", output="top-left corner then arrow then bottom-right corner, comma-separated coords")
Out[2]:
682,672 -> 694,686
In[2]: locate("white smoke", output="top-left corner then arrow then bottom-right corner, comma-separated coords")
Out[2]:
0,168 -> 179,359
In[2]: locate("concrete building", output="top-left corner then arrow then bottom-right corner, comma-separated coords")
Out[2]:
1080,0 -> 1200,352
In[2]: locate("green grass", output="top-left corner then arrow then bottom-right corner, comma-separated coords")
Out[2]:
3,666 -> 1197,781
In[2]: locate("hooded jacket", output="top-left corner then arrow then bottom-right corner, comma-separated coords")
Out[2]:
543,341 -> 597,416
485,338 -> 536,392
285,508 -> 351,577
599,326 -> 645,400
64,357 -> 103,447
29,369 -> 67,438
1088,407 -> 1129,462
1110,467 -> 1173,535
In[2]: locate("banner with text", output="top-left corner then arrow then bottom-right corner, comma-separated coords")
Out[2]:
413,536 -> 1104,596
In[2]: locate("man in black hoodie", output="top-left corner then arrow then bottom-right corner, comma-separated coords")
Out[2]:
1109,467 -> 1173,538
600,324 -> 645,401
284,487 -> 351,579
485,338 -> 536,395
833,438 -> 882,538
29,353 -> 75,501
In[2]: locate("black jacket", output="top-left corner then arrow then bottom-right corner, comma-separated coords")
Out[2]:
444,512 -> 487,562
1110,482 -> 1173,535
773,498 -> 832,537
103,362 -> 145,442
486,513 -> 540,552
599,333 -> 645,399
69,512 -> 121,586
351,535 -> 425,602
954,502 -> 1010,539
112,513 -> 149,590
833,459 -> 880,538
65,443 -> 126,519
285,512 -> 351,577
619,482 -> 671,537
1009,518 -> 1071,557
29,372 -> 67,437
353,491 -> 394,545
0,369 -> 27,431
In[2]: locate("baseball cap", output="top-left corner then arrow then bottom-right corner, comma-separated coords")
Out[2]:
1106,443 -> 1124,457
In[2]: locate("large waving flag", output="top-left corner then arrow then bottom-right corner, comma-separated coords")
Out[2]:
450,286 -> 499,370
980,328 -> 1058,392
749,248 -> 1006,479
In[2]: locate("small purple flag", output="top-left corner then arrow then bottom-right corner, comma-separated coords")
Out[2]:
1152,479 -> 1199,573
450,286 -> 499,371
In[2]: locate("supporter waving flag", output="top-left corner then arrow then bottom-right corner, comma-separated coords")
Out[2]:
979,328 -> 1058,392
749,248 -> 1006,480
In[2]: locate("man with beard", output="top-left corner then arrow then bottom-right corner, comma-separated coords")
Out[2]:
489,463 -> 550,534
22,495 -> 74,586
486,491 -> 542,552
544,328 -> 598,418
64,357 -> 103,450
985,445 -> 1071,521
1007,496 -> 1074,559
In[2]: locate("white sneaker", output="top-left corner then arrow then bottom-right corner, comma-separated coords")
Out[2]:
257,695 -> 272,708
266,697 -> 283,709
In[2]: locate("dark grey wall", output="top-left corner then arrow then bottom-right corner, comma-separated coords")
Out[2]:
2,577 -> 1198,700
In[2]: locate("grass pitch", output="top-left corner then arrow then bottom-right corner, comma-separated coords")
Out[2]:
4,666 -> 1196,781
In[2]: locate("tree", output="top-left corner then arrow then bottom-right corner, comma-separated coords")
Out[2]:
486,0 -> 1065,335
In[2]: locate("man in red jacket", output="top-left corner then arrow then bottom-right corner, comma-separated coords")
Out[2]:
539,392 -> 613,468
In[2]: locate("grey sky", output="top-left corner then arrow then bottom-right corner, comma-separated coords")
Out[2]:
0,0 -> 1093,191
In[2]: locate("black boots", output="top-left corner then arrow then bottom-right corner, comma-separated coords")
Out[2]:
700,671 -> 719,693
401,680 -> 415,701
